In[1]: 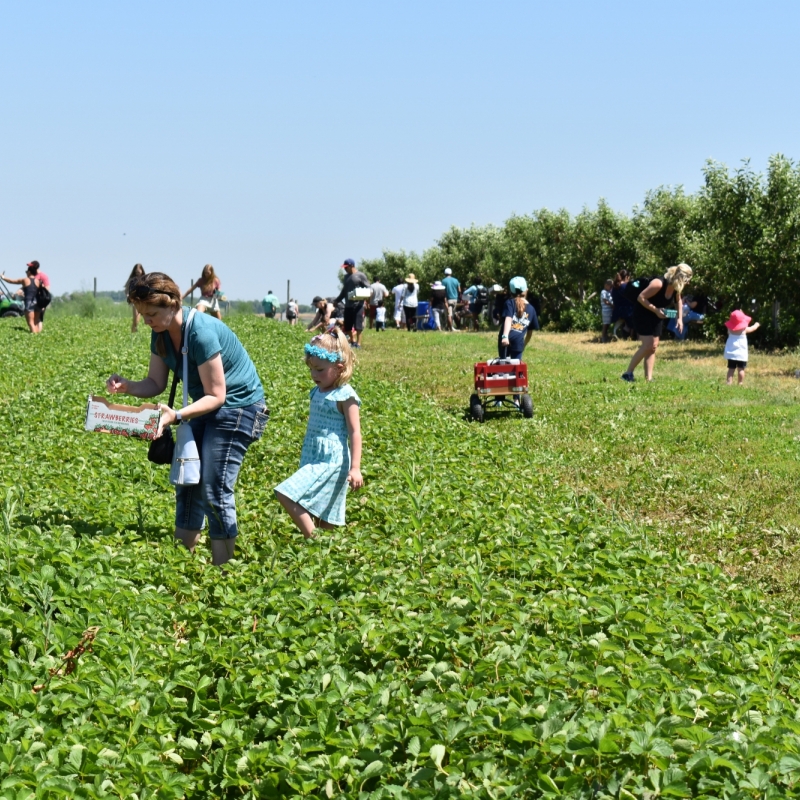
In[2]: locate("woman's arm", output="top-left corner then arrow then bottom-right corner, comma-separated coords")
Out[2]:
340,398 -> 363,489
157,354 -> 226,430
1,274 -> 25,285
674,292 -> 684,332
501,316 -> 512,342
181,280 -> 199,300
107,353 -> 170,398
637,280 -> 667,318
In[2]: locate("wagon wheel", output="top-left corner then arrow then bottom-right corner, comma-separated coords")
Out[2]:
469,394 -> 484,423
520,394 -> 534,418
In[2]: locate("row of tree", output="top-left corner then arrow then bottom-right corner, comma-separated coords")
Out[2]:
360,155 -> 800,345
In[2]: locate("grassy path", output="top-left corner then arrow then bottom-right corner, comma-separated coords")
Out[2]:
357,329 -> 800,605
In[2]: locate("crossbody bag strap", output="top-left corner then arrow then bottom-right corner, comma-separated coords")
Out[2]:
166,369 -> 179,408
181,309 -> 197,410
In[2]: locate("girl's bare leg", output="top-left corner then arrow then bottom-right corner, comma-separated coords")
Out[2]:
726,368 -> 734,385
276,491 -> 333,539
738,367 -> 745,385
25,310 -> 37,334
210,539 -> 236,565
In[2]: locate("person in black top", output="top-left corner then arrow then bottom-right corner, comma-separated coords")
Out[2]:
622,263 -> 693,382
333,259 -> 370,348
2,262 -> 43,334
429,281 -> 448,330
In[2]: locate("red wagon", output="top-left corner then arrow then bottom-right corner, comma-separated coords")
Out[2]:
470,359 -> 533,422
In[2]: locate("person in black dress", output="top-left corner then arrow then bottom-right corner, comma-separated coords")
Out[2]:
621,263 -> 693,382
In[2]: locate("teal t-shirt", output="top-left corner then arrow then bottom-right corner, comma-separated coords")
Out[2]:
151,308 -> 264,408
442,276 -> 460,300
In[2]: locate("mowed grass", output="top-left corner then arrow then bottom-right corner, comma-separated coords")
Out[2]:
357,328 -> 800,604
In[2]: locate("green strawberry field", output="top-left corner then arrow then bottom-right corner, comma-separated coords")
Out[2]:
2,316 -> 800,799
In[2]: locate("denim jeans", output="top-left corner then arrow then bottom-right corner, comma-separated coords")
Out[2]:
175,402 -> 268,539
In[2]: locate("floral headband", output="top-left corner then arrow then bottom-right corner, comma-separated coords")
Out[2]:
304,331 -> 343,363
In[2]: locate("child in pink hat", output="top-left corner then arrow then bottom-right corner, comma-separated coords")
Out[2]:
723,309 -> 760,385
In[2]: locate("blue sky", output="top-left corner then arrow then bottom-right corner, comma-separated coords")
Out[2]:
1,1 -> 797,300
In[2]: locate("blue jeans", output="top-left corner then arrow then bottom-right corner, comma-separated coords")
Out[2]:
175,402 -> 268,539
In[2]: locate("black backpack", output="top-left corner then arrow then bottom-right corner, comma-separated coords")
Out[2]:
623,277 -> 651,304
476,285 -> 488,303
36,280 -> 52,309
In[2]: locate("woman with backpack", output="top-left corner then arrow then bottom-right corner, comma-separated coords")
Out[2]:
2,261 -> 46,334
621,263 -> 693,382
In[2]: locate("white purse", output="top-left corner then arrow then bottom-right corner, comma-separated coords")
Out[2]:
169,310 -> 202,486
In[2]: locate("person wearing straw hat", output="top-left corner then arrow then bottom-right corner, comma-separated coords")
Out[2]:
723,309 -> 760,385
400,273 -> 419,331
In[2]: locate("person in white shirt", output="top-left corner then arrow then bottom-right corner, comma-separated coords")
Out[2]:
368,277 -> 388,329
723,309 -> 760,385
391,283 -> 406,329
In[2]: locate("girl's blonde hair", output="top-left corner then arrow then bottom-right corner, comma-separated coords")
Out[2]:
664,263 -> 693,294
305,327 -> 354,387
514,291 -> 527,317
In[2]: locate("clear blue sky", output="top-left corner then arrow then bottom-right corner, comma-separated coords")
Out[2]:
1,1 -> 797,301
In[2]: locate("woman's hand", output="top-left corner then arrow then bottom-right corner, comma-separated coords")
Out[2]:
156,404 -> 178,438
655,308 -> 667,319
106,374 -> 129,394
347,468 -> 364,490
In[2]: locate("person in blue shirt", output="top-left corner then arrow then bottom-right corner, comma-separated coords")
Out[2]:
107,272 -> 268,566
442,268 -> 461,330
498,276 -> 539,360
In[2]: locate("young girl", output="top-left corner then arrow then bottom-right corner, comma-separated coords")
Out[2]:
723,309 -> 760,385
375,301 -> 386,331
183,264 -> 222,319
600,278 -> 614,342
275,327 -> 363,538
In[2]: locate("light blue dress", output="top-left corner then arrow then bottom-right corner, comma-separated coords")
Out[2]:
274,384 -> 360,526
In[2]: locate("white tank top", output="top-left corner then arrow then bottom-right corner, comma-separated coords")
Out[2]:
724,331 -> 748,362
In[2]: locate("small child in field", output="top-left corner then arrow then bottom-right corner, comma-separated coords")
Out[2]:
274,327 -> 363,538
723,309 -> 760,385
375,302 -> 386,331
600,279 -> 614,342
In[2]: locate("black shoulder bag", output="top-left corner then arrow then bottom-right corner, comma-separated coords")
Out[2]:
147,370 -> 179,464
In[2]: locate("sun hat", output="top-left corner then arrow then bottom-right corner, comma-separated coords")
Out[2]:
724,309 -> 751,332
509,276 -> 528,294
431,280 -> 444,288
444,268 -> 452,275
341,258 -> 355,269
405,273 -> 418,283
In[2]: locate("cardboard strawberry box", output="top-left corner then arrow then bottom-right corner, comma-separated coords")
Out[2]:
85,395 -> 162,440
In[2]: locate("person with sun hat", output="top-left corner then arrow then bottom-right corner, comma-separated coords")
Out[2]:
723,309 -> 760,386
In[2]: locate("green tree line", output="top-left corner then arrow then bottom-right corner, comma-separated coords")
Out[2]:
361,155 -> 800,345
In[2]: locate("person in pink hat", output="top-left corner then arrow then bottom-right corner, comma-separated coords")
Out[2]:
723,309 -> 760,385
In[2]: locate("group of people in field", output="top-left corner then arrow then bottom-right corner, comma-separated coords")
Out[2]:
108,268 -> 363,566
16,255 -> 752,569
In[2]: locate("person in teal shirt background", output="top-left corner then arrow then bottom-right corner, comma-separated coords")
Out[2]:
262,290 -> 280,318
442,268 -> 461,330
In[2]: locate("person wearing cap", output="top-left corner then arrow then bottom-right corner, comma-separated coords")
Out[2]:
621,263 -> 693,383
333,258 -> 370,348
499,277 -> 538,360
307,296 -> 335,333
367,275 -> 388,330
2,261 -> 44,334
723,309 -> 760,385
442,268 -> 461,330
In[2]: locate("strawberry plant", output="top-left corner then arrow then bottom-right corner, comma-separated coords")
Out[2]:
2,317 -> 800,798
